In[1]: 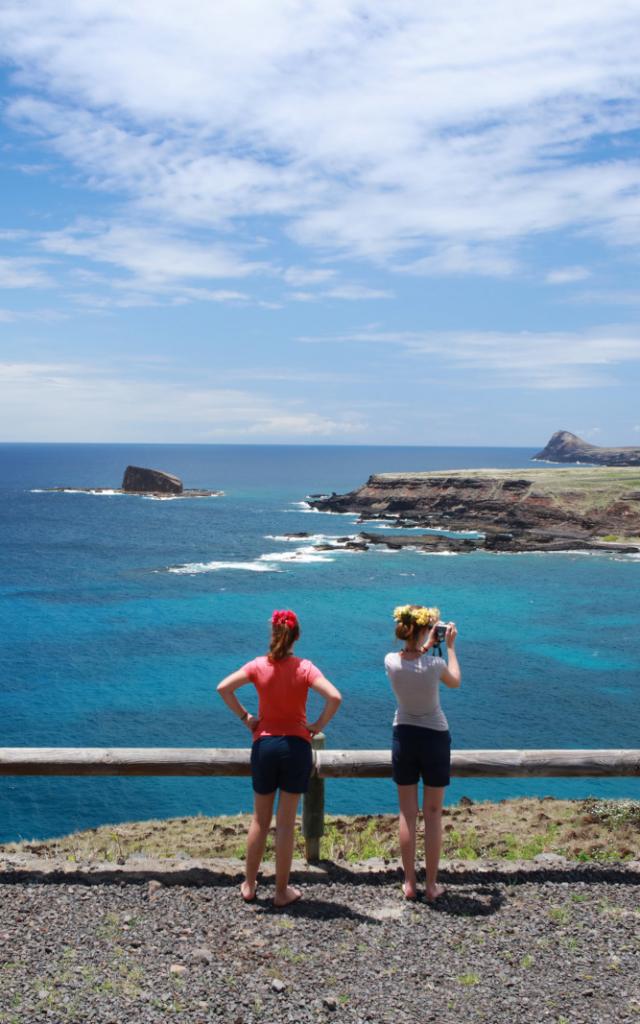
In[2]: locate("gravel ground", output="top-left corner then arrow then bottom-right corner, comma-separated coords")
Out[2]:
0,871 -> 638,1024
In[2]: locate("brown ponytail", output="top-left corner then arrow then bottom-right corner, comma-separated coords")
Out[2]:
268,609 -> 300,661
395,619 -> 418,643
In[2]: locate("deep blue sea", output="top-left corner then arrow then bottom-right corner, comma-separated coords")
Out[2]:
0,443 -> 638,842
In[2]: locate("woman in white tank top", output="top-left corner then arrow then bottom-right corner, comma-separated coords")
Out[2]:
385,604 -> 461,901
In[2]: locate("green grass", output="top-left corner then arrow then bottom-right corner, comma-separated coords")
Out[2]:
548,907 -> 570,924
4,797 -> 639,866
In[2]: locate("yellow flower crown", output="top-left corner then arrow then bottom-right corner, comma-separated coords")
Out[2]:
393,604 -> 440,628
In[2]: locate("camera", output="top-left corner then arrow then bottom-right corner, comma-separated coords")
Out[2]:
434,622 -> 448,644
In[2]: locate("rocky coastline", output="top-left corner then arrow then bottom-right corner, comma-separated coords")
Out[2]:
305,467 -> 640,555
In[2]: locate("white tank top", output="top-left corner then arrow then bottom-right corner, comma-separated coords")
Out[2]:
384,651 -> 449,731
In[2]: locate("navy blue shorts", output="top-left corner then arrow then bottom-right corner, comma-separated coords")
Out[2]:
251,736 -> 313,795
392,725 -> 451,788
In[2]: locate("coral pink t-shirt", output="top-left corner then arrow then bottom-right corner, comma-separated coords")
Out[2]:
241,655 -> 323,742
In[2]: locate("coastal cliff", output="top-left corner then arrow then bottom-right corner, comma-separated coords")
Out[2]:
308,468 -> 640,553
533,430 -> 640,466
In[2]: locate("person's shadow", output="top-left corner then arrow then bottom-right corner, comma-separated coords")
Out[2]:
257,897 -> 381,924
425,885 -> 505,918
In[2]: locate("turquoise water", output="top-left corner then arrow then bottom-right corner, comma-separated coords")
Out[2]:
0,443 -> 638,842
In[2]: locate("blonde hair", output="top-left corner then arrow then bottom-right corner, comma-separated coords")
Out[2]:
393,604 -> 440,643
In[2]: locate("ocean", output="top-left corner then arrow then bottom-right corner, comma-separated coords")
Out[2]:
0,443 -> 638,843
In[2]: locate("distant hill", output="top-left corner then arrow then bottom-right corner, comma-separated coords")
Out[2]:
533,430 -> 640,466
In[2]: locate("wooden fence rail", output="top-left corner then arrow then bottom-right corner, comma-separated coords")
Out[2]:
0,747 -> 639,778
1,745 -> 638,861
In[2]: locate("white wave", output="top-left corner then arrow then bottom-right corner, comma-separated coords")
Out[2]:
433,528 -> 483,537
259,547 -> 334,564
290,500 -> 312,509
31,487 -> 118,495
285,506 -> 358,517
357,519 -> 401,528
365,522 -> 418,530
167,560 -> 279,575
61,488 -> 123,496
264,533 -> 334,543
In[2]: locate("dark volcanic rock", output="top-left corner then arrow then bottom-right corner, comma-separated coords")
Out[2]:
360,531 -> 478,553
533,430 -> 640,466
122,465 -> 183,494
307,468 -> 640,553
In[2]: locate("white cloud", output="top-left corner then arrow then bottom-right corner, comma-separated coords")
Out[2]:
323,284 -> 393,300
288,284 -> 393,302
398,245 -> 519,278
0,360 -> 366,441
37,222 -> 266,285
301,325 -> 640,389
283,266 -> 336,286
546,266 -> 592,285
574,426 -> 602,437
0,257 -> 53,288
2,0 -> 640,278
569,289 -> 640,306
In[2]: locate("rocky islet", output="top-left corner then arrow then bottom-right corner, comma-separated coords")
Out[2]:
44,464 -> 223,499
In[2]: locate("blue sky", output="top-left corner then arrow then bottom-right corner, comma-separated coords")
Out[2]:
0,1 -> 639,445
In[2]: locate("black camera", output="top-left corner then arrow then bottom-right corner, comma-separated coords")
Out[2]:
434,622 -> 447,644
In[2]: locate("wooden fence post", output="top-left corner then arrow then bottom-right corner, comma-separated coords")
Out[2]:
303,732 -> 325,863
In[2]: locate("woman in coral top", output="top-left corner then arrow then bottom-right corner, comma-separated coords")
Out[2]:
217,609 -> 341,907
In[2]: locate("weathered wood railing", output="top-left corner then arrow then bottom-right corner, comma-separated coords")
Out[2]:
1,743 -> 638,861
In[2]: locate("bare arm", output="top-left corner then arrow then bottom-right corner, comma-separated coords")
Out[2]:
306,675 -> 342,736
216,669 -> 259,733
440,623 -> 462,689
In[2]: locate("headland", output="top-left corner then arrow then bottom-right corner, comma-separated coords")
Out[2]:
534,430 -> 640,466
307,467 -> 640,554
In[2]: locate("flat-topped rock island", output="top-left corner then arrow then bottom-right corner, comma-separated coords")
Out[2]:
44,465 -> 223,499
307,467 -> 640,554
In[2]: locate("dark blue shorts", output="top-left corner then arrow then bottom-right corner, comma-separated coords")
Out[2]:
392,725 -> 451,788
251,736 -> 313,795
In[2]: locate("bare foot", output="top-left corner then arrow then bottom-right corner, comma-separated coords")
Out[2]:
402,881 -> 417,901
273,885 -> 302,908
425,882 -> 445,902
240,880 -> 257,903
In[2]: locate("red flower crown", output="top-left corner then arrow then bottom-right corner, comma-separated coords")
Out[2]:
271,609 -> 298,631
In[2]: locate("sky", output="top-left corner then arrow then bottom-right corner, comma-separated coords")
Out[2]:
0,1 -> 639,445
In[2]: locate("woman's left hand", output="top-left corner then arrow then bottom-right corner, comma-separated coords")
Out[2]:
245,713 -> 261,733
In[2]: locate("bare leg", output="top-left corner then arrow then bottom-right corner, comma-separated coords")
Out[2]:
273,790 -> 302,906
423,785 -> 445,901
397,784 -> 419,899
242,791 -> 276,900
